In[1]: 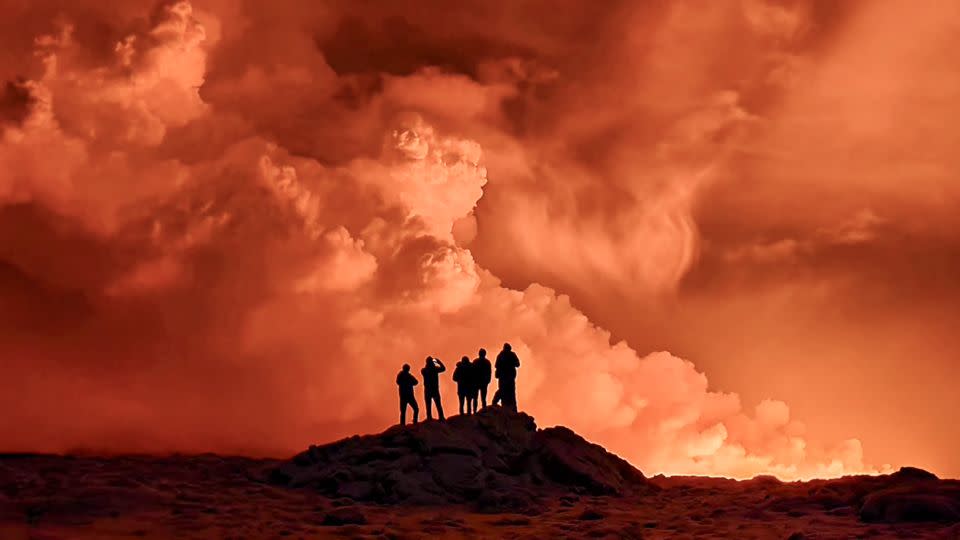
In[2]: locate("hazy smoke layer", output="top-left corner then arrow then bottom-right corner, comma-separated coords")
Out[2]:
6,0 -> 958,479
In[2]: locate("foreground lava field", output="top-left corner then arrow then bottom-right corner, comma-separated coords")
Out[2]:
1,410 -> 958,539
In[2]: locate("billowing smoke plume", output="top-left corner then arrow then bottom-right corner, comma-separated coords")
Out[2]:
10,0 -> 957,479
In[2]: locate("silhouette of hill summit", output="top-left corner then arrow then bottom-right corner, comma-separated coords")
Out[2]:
269,408 -> 652,511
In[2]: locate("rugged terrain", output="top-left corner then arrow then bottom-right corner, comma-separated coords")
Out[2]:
269,408 -> 651,511
1,409 -> 958,539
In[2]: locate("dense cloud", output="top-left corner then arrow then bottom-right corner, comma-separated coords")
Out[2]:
1,0 -> 956,479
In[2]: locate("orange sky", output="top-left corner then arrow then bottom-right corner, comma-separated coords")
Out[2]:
0,0 -> 957,479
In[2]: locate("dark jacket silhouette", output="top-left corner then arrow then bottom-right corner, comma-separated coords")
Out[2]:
453,357 -> 475,395
396,364 -> 419,425
453,356 -> 476,415
494,343 -> 521,412
421,357 -> 446,420
495,346 -> 520,381
471,349 -> 492,409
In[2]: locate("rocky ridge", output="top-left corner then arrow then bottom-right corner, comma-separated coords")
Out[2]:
269,407 -> 652,512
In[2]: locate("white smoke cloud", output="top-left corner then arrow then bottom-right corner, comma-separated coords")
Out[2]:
0,0 -> 885,481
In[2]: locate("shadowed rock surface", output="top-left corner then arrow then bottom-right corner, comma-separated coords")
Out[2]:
656,465 -> 960,526
857,469 -> 960,523
1,420 -> 958,537
268,408 -> 651,511
1,446 -> 959,537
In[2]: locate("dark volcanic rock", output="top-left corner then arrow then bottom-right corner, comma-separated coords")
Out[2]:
321,506 -> 367,526
534,426 -> 646,495
578,508 -> 605,520
849,467 -> 960,524
860,488 -> 960,523
889,466 -> 939,482
269,408 -> 650,508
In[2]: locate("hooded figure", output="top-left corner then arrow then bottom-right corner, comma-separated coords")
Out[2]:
396,364 -> 419,425
471,348 -> 492,410
453,356 -> 476,415
494,343 -> 521,412
421,356 -> 446,420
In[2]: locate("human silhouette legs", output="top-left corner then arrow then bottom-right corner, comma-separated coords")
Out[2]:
479,385 -> 488,408
500,380 -> 517,412
458,394 -> 467,415
425,392 -> 445,420
400,396 -> 419,425
505,395 -> 517,412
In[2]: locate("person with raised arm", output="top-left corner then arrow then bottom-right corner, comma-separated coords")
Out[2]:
420,356 -> 446,420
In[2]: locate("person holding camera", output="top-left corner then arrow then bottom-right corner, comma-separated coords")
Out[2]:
420,356 -> 446,421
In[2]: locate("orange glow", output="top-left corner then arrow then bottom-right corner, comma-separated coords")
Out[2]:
1,1 -> 957,480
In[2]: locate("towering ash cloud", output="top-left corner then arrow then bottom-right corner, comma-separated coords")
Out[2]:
4,0 -> 958,479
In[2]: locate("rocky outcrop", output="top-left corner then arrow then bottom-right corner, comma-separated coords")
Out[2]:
653,465 -> 960,525
860,489 -> 960,523
269,408 -> 651,511
859,467 -> 960,523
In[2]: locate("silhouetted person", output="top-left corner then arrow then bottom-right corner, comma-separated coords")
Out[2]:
471,348 -> 492,410
491,355 -> 503,406
453,356 -> 475,415
396,364 -> 419,425
495,343 -> 521,412
421,356 -> 446,420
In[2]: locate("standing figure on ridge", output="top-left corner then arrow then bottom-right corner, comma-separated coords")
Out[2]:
421,356 -> 446,421
495,343 -> 521,412
471,348 -> 492,411
396,364 -> 419,425
491,356 -> 502,406
453,356 -> 476,415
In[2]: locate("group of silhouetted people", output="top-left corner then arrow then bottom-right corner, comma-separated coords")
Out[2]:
395,343 -> 521,425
